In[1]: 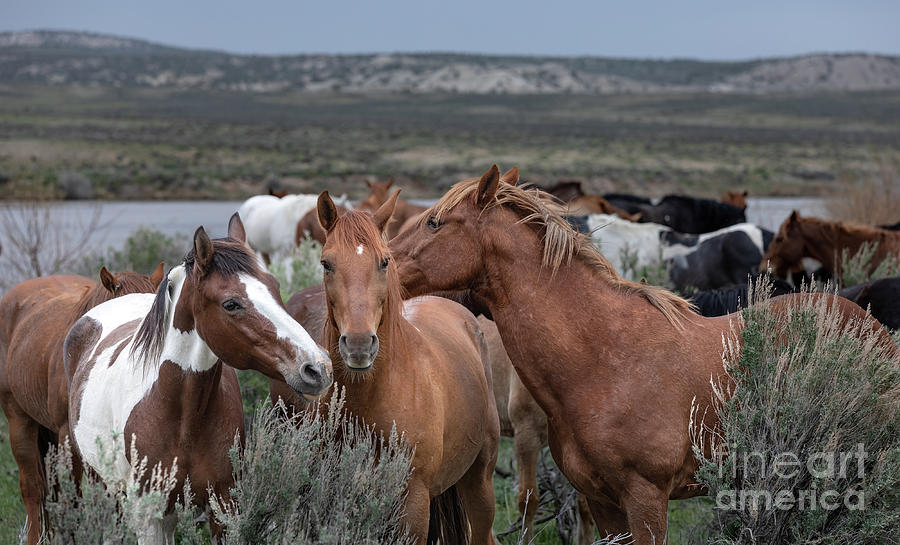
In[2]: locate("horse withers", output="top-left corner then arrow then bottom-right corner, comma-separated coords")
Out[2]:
63,214 -> 332,544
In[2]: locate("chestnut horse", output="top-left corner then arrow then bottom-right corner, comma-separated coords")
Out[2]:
388,166 -> 897,544
64,214 -> 333,544
761,211 -> 900,279
358,178 -> 428,239
316,190 -> 499,544
0,264 -> 164,545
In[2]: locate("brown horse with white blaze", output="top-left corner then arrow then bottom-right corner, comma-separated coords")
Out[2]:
388,166 -> 897,544
316,190 -> 499,544
64,214 -> 332,544
0,263 -> 164,545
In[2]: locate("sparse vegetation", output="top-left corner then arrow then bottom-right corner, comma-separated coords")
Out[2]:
75,227 -> 189,278
209,393 -> 413,545
691,280 -> 900,544
838,241 -> 900,288
267,237 -> 323,302
826,160 -> 900,226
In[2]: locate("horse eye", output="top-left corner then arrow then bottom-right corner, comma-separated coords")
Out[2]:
321,260 -> 333,273
426,216 -> 441,230
379,257 -> 390,271
774,236 -> 783,243
222,299 -> 242,312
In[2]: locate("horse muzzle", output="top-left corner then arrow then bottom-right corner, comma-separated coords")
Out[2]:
286,352 -> 333,400
339,332 -> 379,371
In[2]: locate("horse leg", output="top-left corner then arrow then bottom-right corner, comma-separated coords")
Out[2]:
574,493 -> 597,545
3,398 -> 46,545
512,430 -> 541,539
509,379 -> 546,540
620,475 -> 670,545
403,478 -> 431,544
586,498 -> 629,541
455,443 -> 499,545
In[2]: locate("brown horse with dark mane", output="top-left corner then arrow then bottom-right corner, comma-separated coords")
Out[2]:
388,166 -> 897,544
0,263 -> 165,544
315,190 -> 499,544
761,211 -> 900,279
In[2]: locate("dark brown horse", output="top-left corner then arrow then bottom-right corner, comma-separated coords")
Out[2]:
0,263 -> 165,544
63,214 -> 332,544
315,190 -> 499,544
388,166 -> 897,544
761,211 -> 900,279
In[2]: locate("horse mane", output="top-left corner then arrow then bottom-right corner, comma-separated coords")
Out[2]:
797,215 -> 896,240
324,210 -> 407,373
68,271 -> 156,325
130,238 -> 260,370
431,179 -> 694,327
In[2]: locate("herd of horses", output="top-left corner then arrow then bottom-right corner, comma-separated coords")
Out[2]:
1,166 -> 899,545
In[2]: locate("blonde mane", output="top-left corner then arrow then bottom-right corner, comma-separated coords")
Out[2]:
430,178 -> 695,327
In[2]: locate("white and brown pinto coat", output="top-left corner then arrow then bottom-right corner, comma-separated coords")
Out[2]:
64,215 -> 332,545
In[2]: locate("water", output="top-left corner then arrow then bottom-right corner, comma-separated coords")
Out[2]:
0,196 -> 825,253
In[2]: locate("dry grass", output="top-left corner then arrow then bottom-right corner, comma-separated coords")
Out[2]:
826,160 -> 900,226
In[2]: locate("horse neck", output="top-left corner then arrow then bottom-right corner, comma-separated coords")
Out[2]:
139,272 -> 226,419
475,223 -> 682,412
159,272 -> 220,369
803,221 -> 878,272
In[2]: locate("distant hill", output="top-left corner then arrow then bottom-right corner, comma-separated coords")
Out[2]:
2,30 -> 900,94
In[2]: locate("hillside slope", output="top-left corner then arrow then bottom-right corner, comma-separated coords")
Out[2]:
2,30 -> 899,94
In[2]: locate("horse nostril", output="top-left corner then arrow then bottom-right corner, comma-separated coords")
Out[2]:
301,361 -> 323,385
370,334 -> 377,349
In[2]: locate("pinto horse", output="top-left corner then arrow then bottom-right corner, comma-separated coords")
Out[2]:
761,210 -> 900,279
0,264 -> 165,545
64,214 -> 333,544
388,166 -> 897,544
315,190 -> 499,544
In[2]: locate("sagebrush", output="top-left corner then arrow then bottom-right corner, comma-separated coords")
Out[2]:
691,280 -> 900,544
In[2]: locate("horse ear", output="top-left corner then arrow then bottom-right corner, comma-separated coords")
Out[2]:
373,189 -> 401,234
500,166 -> 519,185
742,190 -> 749,197
149,262 -> 165,289
386,177 -> 395,189
476,165 -> 501,207
192,227 -> 214,277
789,210 -> 800,224
365,180 -> 373,189
317,190 -> 339,234
228,212 -> 247,244
99,266 -> 117,293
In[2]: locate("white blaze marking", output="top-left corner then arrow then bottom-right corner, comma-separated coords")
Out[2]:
239,274 -> 330,377
357,244 -> 364,255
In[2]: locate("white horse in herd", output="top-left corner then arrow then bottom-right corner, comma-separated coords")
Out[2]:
237,192 -> 350,263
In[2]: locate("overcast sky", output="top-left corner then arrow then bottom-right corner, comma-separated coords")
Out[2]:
2,0 -> 898,60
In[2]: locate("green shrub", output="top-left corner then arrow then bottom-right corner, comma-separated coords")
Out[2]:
267,237 -> 323,302
40,436 -> 204,545
209,391 -> 413,545
74,227 -> 189,277
838,241 -> 900,288
691,280 -> 900,544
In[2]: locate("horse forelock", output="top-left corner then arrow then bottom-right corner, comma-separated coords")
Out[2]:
430,178 -> 695,327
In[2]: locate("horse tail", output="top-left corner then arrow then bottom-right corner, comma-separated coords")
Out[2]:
426,485 -> 469,545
